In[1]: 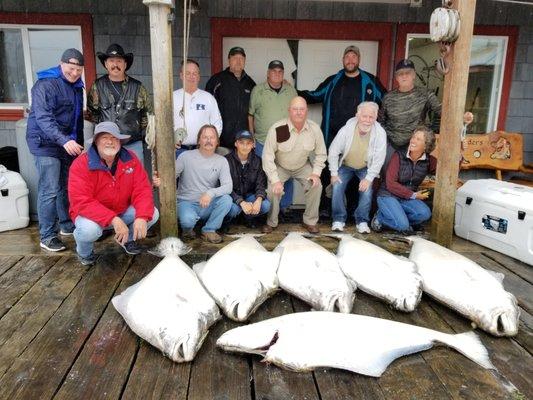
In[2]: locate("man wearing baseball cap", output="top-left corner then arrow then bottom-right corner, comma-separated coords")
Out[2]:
378,58 -> 441,160
223,130 -> 270,230
205,46 -> 256,150
88,43 -> 153,163
26,48 -> 86,252
68,121 -> 159,265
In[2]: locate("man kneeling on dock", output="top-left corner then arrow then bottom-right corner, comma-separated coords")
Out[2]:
68,121 -> 159,265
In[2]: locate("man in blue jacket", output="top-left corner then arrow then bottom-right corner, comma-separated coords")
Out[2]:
26,48 -> 85,252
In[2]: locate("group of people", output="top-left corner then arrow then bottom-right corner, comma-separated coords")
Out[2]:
170,45 -> 446,242
26,41 -> 453,266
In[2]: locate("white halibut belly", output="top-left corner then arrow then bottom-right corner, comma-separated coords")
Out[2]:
408,237 -> 519,336
275,233 -> 354,312
113,254 -> 220,362
194,235 -> 280,321
217,311 -> 495,377
336,236 -> 423,312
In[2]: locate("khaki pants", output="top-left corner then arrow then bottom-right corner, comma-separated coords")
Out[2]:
266,163 -> 322,227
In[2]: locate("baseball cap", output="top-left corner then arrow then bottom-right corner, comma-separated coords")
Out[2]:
268,60 -> 284,70
235,130 -> 254,141
93,121 -> 131,142
395,59 -> 415,72
343,45 -> 360,57
61,48 -> 84,66
228,46 -> 246,57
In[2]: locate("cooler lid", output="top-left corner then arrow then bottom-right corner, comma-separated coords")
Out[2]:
457,179 -> 533,213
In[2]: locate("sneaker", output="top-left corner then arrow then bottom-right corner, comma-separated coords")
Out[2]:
40,237 -> 66,252
116,240 -> 143,255
202,231 -> 223,244
331,221 -> 345,232
356,222 -> 371,234
59,228 -> 74,236
370,215 -> 382,232
77,252 -> 96,266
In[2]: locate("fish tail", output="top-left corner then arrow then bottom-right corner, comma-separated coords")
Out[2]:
438,331 -> 495,370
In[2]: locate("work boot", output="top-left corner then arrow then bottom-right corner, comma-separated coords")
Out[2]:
202,231 -> 223,244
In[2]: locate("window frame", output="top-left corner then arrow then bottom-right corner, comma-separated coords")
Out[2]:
0,12 -> 95,121
395,23 -> 518,131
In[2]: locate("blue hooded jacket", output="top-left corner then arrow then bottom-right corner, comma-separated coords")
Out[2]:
26,65 -> 84,158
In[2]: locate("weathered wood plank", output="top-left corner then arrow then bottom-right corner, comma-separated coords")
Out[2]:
251,293 -> 319,400
0,255 -> 22,277
121,342 -> 191,400
0,255 -> 83,377
481,251 -> 533,285
0,253 -> 131,400
514,307 -> 533,355
54,254 -> 160,399
187,319 -> 251,400
0,256 -> 57,318
120,253 -> 208,400
292,296 -> 386,400
462,252 -> 533,314
429,300 -> 533,399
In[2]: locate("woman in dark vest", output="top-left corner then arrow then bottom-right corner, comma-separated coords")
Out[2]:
372,126 -> 436,233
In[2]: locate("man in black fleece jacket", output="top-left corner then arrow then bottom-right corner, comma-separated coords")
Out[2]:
224,130 -> 270,229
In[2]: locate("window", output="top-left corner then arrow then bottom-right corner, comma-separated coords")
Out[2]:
396,24 -> 518,133
0,13 -> 95,120
0,25 -> 82,106
406,35 -> 508,133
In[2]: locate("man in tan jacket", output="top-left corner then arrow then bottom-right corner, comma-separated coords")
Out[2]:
261,97 -> 327,234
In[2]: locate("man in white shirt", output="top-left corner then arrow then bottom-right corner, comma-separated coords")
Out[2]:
173,59 -> 222,157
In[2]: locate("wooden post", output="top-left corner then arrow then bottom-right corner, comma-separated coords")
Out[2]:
143,0 -> 178,237
431,0 -> 476,247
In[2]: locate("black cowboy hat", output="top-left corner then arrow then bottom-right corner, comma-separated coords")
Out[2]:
97,44 -> 134,71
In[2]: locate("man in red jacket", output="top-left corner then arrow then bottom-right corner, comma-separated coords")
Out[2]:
68,121 -> 159,265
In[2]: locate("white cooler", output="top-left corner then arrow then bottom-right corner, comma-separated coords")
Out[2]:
0,165 -> 30,232
454,179 -> 533,265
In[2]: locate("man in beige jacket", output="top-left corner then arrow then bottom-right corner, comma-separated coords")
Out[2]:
261,97 -> 327,234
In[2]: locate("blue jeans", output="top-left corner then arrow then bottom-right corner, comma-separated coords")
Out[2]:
255,142 -> 293,209
124,140 -> 144,165
74,205 -> 159,258
226,194 -> 271,221
34,156 -> 74,242
331,166 -> 372,224
376,196 -> 431,232
178,194 -> 232,232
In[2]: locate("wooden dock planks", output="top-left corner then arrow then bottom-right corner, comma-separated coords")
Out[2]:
0,253 -> 131,400
0,255 -> 84,377
0,224 -> 531,400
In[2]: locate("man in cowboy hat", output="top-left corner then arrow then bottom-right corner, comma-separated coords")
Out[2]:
88,43 -> 152,163
68,121 -> 159,266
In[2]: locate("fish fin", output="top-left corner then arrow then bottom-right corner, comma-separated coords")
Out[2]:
436,331 -> 495,370
487,270 -> 505,283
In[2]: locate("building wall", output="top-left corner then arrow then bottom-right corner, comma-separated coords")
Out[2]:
1,0 -> 532,165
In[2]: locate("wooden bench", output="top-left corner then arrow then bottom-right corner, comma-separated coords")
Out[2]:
422,131 -> 533,189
